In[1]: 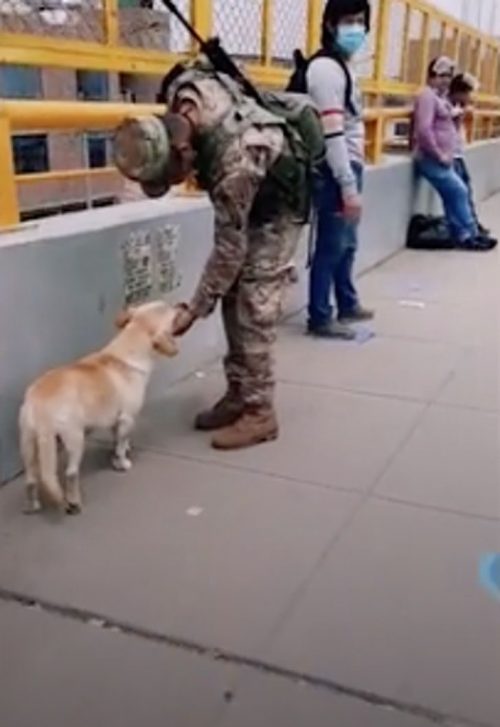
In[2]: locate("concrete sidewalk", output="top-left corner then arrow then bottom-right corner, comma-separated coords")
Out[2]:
1,197 -> 499,727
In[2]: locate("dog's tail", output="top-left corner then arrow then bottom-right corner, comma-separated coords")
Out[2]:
20,404 -> 63,508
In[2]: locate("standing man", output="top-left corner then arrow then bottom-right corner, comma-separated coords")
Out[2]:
306,0 -> 374,339
113,61 -> 305,450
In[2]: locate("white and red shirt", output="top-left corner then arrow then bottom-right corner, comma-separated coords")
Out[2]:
306,55 -> 365,198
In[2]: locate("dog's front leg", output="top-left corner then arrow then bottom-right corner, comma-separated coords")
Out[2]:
24,484 -> 42,515
112,415 -> 134,472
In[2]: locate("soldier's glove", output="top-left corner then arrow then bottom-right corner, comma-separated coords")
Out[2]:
173,303 -> 197,337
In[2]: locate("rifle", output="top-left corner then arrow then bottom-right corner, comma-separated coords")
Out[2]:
160,0 -> 264,104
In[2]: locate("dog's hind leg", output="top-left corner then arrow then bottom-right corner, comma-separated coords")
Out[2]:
36,426 -> 65,511
112,414 -> 134,472
20,423 -> 41,514
60,428 -> 85,515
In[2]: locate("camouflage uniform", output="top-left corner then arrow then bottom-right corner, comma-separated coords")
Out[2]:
171,74 -> 303,411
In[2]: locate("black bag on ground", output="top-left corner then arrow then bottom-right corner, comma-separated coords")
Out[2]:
406,214 -> 455,250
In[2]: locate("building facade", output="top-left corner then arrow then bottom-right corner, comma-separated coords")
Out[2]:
0,1 -> 170,218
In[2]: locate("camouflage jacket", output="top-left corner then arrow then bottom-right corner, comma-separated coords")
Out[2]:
168,65 -> 290,318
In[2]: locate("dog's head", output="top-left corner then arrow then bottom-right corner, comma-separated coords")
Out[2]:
115,301 -> 179,358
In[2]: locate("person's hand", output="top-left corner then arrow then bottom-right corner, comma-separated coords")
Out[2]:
173,303 -> 196,337
451,105 -> 464,120
438,152 -> 453,167
342,193 -> 362,223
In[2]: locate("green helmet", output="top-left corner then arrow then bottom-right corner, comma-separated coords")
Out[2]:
113,115 -> 171,198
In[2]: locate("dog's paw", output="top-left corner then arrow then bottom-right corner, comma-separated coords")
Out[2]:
112,456 -> 132,472
65,500 -> 82,516
23,501 -> 42,515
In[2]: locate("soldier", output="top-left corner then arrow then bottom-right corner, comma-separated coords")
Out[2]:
113,61 -> 306,450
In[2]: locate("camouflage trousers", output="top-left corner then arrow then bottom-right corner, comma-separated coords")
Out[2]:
222,216 -> 303,410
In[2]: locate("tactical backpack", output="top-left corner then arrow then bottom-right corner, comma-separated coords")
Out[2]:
154,2 -> 325,219
168,61 -> 325,222
257,88 -> 326,221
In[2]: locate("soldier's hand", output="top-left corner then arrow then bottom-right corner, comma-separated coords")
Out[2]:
343,193 -> 362,223
173,303 -> 196,337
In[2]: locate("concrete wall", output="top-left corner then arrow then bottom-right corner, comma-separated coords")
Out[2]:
2,139 -> 500,483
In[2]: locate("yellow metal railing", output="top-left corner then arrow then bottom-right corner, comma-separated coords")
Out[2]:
1,0 -> 500,228
3,100 -> 500,229
0,99 -> 402,227
0,100 -> 163,227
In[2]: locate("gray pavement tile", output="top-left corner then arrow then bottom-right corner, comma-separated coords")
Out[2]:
0,600 -> 232,727
0,450 -> 360,657
216,670 -> 440,727
375,404 -> 500,520
276,326 -> 461,402
357,250 -> 499,305
266,499 -> 500,726
351,295 -> 495,348
437,346 -> 499,412
133,374 -> 424,493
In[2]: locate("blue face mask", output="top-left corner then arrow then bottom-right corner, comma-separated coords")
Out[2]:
336,24 -> 366,57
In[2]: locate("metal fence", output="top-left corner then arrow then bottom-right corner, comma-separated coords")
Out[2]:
1,0 -> 500,96
0,0 -> 497,108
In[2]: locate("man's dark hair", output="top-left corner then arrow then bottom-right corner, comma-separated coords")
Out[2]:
450,73 -> 475,95
156,63 -> 188,104
427,58 -> 439,78
321,0 -> 371,47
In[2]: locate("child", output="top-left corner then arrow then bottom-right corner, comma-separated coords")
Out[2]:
448,73 -> 489,235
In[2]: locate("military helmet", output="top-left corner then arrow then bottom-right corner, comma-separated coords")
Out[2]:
113,115 -> 171,197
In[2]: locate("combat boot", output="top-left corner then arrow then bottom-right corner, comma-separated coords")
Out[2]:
211,408 -> 279,450
194,387 -> 244,431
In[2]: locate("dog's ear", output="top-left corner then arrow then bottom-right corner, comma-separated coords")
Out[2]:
153,332 -> 179,358
115,308 -> 132,329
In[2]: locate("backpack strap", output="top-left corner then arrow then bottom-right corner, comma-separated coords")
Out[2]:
313,49 -> 356,117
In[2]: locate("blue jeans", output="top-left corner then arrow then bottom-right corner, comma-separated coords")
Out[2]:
416,156 -> 477,242
308,162 -> 362,328
453,157 -> 479,228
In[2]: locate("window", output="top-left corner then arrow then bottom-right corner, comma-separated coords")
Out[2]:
86,133 -> 108,168
76,72 -> 110,169
12,135 -> 49,174
0,65 -> 42,99
76,70 -> 109,101
1,66 -> 47,175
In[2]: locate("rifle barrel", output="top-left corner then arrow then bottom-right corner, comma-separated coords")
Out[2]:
160,0 -> 205,45
159,0 -> 264,105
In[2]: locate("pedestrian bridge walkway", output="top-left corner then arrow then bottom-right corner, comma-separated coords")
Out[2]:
0,195 -> 499,727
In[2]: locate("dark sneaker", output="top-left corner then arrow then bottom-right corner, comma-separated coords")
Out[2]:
456,236 -> 497,251
477,235 -> 498,250
338,306 -> 375,324
308,321 -> 357,340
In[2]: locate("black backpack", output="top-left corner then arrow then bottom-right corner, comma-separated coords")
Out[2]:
406,214 -> 455,250
286,48 -> 356,116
